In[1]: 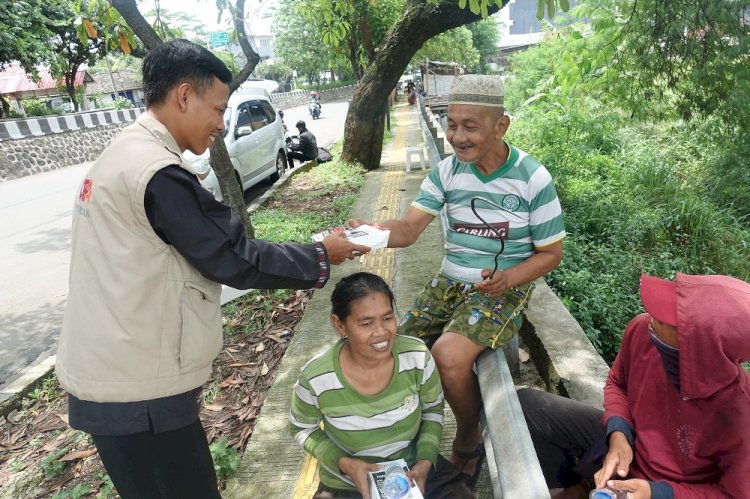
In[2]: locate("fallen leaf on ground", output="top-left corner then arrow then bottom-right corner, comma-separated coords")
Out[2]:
60,448 -> 98,461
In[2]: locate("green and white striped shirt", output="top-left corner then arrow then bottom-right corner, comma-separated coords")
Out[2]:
289,335 -> 444,490
412,144 -> 565,284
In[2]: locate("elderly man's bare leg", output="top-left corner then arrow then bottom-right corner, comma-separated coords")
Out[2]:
431,332 -> 487,486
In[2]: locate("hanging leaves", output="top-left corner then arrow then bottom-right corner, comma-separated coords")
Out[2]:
118,30 -> 130,54
82,18 -> 97,38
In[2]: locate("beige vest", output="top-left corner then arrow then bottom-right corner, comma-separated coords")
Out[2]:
56,113 -> 222,403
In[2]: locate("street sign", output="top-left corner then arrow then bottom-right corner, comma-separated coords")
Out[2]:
209,32 -> 229,48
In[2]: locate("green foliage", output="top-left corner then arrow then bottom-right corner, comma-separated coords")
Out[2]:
253,160 -> 366,243
40,448 -> 67,478
0,0 -> 63,70
112,96 -> 132,110
572,0 -> 750,130
300,79 -> 357,91
21,98 -> 58,117
414,26 -> 480,69
466,18 -> 499,73
505,33 -> 750,360
455,0 -> 569,20
209,436 -> 239,480
255,61 -> 293,85
96,472 -> 116,499
51,484 -> 94,499
272,0 -> 335,83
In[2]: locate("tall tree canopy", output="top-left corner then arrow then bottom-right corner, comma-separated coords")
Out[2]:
413,26 -> 480,70
572,0 -> 750,127
0,0 -> 67,116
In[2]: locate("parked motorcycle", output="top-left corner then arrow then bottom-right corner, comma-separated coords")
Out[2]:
308,101 -> 321,119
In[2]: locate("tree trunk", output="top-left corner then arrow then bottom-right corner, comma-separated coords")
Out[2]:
110,0 -> 262,239
66,64 -> 80,112
109,0 -> 164,50
0,93 -> 10,118
341,0 -> 505,170
347,37 -> 362,81
209,135 -> 254,238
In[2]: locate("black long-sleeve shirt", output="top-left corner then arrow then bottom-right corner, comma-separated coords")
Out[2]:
68,165 -> 328,435
289,130 -> 318,160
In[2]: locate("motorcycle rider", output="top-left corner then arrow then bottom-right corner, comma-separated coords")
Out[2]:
309,91 -> 322,117
287,120 -> 318,168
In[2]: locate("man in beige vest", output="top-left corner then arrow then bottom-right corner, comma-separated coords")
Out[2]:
56,39 -> 368,498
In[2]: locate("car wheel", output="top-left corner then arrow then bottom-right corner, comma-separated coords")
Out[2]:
269,151 -> 286,182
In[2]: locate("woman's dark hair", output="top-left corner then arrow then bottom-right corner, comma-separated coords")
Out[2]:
142,39 -> 232,107
331,272 -> 395,321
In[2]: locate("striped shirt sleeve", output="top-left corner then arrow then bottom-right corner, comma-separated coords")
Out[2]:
289,376 -> 347,473
415,350 -> 445,466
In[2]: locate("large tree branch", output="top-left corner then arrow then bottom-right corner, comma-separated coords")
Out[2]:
341,0 -> 507,170
109,0 -> 163,50
227,0 -> 260,93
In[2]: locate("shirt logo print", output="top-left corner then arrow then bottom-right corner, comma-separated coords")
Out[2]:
676,424 -> 698,456
402,394 -> 417,413
502,194 -> 520,211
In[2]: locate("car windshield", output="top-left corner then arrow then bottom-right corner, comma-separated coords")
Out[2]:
221,107 -> 231,138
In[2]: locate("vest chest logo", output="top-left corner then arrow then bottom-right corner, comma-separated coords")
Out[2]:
79,178 -> 93,203
76,178 -> 93,217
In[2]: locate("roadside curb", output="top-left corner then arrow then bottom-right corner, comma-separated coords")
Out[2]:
0,355 -> 56,419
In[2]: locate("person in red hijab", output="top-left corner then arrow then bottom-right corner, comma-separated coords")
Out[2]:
519,273 -> 750,498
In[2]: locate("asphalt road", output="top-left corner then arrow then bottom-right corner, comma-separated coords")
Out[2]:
0,100 -> 349,392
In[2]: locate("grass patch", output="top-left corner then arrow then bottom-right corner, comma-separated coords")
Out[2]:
507,104 -> 750,362
253,160 -> 366,244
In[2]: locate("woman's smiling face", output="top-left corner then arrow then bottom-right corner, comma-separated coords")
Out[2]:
332,291 -> 397,362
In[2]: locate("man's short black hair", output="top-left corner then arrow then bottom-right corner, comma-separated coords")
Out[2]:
296,120 -> 306,130
142,39 -> 232,107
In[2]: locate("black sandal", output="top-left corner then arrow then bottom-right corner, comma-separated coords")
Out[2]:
452,443 -> 485,489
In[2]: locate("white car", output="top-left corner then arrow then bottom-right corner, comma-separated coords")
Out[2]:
185,90 -> 287,202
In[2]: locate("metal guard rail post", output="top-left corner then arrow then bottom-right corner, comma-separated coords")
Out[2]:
477,347 -> 551,499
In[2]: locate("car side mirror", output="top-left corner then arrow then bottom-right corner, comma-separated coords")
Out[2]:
236,126 -> 252,138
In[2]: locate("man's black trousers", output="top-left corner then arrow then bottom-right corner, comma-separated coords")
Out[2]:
91,419 -> 221,499
517,387 -> 608,489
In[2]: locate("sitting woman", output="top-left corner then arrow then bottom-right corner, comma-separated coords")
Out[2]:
289,272 -> 473,499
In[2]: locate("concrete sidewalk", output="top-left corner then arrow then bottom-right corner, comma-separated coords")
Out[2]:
224,102 -> 495,498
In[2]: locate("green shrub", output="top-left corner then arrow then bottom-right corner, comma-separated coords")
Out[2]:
507,98 -> 750,362
210,436 -> 239,480
22,98 -> 58,117
112,97 -> 132,110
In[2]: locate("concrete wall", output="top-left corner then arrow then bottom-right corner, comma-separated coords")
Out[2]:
0,86 -> 356,182
0,108 -> 145,181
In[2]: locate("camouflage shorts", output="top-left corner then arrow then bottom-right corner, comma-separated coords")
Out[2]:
398,273 -> 535,349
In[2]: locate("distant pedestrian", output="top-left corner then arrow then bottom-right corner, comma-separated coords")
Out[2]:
287,120 -> 318,168
55,39 -> 369,499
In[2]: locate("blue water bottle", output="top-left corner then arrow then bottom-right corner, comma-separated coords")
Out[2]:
590,487 -> 627,499
382,462 -> 410,498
